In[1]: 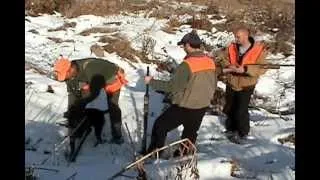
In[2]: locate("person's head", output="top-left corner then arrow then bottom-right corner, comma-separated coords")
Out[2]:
234,27 -> 251,46
177,30 -> 202,54
53,58 -> 79,81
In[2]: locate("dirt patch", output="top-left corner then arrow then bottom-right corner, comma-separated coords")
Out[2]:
47,37 -> 63,43
79,27 -> 118,36
98,36 -> 118,44
28,29 -> 39,34
47,37 -> 74,43
161,26 -> 177,34
63,39 -> 75,43
103,22 -> 122,26
278,134 -> 295,145
48,22 -> 77,32
90,44 -> 105,57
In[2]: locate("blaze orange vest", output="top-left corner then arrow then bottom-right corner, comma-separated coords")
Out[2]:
228,43 -> 265,66
184,56 -> 216,73
81,70 -> 128,94
104,70 -> 128,94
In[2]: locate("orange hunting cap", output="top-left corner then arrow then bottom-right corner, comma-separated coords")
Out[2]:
53,57 -> 71,81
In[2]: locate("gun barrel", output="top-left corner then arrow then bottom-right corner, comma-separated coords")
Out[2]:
247,64 -> 295,66
246,64 -> 295,69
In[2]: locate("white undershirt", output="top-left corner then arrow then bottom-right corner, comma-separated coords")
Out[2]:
239,44 -> 251,56
85,89 -> 109,111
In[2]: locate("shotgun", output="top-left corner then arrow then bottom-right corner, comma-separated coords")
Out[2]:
140,66 -> 150,154
245,64 -> 295,69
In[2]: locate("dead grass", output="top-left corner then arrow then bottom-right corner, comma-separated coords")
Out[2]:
184,15 -> 213,31
265,41 -> 293,57
148,3 -> 198,20
161,26 -> 177,34
102,35 -> 140,63
209,87 -> 226,115
100,33 -> 159,64
25,0 -> 57,15
230,159 -> 241,177
148,7 -> 172,19
167,17 -> 183,28
63,0 -> 121,18
48,22 -> 76,32
25,0 -> 72,16
202,4 -> 219,15
79,27 -> 118,36
60,0 -> 159,18
141,35 -> 156,61
201,0 -> 294,54
26,0 -> 294,56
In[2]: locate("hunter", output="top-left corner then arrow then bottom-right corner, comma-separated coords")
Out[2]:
144,31 -> 232,157
217,27 -> 268,142
53,57 -> 128,153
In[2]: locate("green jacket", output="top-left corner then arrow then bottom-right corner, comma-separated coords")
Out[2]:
66,58 -> 119,109
150,51 -> 218,109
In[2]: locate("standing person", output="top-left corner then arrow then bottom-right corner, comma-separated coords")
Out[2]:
144,31 -> 221,157
217,27 -> 268,142
53,57 -> 128,147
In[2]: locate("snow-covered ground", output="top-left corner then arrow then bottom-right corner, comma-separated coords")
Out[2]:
25,11 -> 295,180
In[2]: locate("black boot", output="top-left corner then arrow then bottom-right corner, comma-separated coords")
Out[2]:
93,137 -> 107,147
109,136 -> 124,145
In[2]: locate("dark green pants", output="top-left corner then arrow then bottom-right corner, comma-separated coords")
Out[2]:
107,90 -> 122,139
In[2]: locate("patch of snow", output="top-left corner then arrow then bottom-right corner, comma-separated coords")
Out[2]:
211,27 -> 217,33
209,18 -> 227,25
255,77 -> 283,97
254,33 -> 274,42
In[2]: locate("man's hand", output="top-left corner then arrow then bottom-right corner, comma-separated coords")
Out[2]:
233,66 -> 245,73
227,64 -> 238,69
144,76 -> 153,84
222,68 -> 235,73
